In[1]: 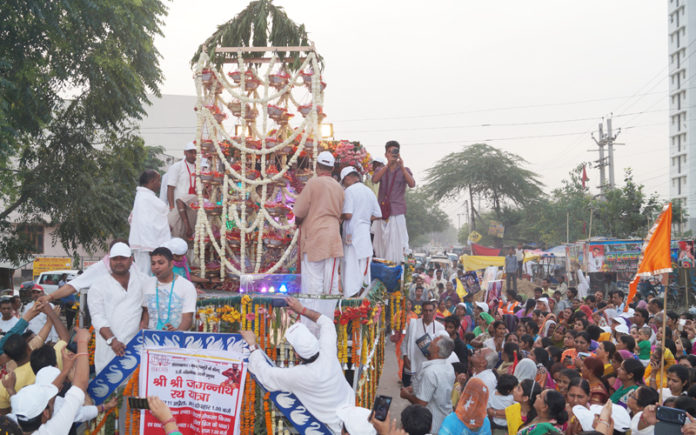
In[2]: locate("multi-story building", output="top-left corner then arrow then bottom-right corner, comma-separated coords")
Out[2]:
669,0 -> 695,232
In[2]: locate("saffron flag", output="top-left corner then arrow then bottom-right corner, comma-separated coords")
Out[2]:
625,203 -> 673,310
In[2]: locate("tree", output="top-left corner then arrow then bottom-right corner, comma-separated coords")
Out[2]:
0,1 -> 168,262
405,189 -> 450,247
191,0 -> 317,69
423,143 -> 543,229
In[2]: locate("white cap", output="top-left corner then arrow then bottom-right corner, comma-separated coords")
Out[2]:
601,326 -> 612,333
615,324 -> 629,335
164,238 -> 189,256
316,151 -> 335,167
620,308 -> 635,319
372,157 -> 386,165
35,366 -> 60,386
184,141 -> 196,151
536,297 -> 549,305
583,404 -> 630,432
611,317 -> 627,326
11,382 -> 58,422
109,242 -> 132,258
285,323 -> 320,359
336,406 -> 376,435
340,166 -> 359,182
475,302 -> 489,313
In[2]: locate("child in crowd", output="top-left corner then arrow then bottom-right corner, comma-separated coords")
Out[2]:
638,326 -> 652,366
487,374 -> 518,434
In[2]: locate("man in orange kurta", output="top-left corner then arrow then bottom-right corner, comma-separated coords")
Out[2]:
294,151 -> 344,294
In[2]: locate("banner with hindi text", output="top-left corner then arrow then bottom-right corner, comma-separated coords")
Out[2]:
140,348 -> 246,435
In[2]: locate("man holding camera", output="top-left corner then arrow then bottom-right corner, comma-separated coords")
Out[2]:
372,141 -> 415,264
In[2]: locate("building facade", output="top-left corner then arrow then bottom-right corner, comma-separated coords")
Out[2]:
669,0 -> 696,232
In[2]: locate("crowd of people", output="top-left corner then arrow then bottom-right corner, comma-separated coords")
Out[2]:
371,268 -> 696,435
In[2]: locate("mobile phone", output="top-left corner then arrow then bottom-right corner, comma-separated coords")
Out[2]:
679,319 -> 687,331
578,352 -> 590,360
656,406 -> 687,425
128,397 -> 150,410
372,395 -> 392,422
390,149 -> 399,156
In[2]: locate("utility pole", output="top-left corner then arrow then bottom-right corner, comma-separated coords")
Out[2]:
590,116 -> 621,195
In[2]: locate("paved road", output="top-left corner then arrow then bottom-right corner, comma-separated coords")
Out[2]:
375,338 -> 409,423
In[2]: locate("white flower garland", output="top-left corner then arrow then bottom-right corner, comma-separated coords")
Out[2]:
192,50 -> 322,277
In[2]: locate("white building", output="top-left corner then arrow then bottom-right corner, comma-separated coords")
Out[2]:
668,1 -> 696,232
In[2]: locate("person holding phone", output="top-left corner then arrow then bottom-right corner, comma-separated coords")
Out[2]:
372,140 -> 415,264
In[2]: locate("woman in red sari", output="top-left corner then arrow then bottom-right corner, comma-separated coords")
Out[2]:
580,356 -> 610,405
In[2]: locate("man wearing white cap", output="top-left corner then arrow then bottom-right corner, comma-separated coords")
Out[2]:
294,151 -> 344,294
87,242 -> 147,373
129,170 -> 171,275
241,297 -> 354,434
11,328 -> 90,434
166,141 -> 200,239
372,141 -> 415,264
163,237 -> 213,286
336,406 -> 377,435
339,166 -> 381,298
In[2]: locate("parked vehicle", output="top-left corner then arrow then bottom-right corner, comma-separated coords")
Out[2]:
36,270 -> 80,295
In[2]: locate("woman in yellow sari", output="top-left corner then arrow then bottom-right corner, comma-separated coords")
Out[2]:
503,379 -> 542,435
645,346 -> 675,389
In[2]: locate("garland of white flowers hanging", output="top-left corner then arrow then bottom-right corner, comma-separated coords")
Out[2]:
191,48 -> 324,281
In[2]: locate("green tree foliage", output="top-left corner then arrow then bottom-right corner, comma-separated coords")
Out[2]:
406,189 -> 450,247
0,1 -> 168,262
191,0 -> 316,69
423,144 -> 543,229
501,167 -> 664,246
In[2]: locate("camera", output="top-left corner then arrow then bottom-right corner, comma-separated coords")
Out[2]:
390,149 -> 399,156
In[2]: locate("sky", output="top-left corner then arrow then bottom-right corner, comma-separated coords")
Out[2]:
152,0 -> 669,224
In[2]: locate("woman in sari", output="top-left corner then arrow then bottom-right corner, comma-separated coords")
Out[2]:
581,357 -> 610,405
550,324 -> 566,348
504,379 -> 542,435
439,377 -> 491,435
516,389 -> 568,435
610,358 -> 644,408
645,346 -> 676,389
473,312 -> 494,338
565,378 -> 590,435
514,359 -> 538,383
595,341 -> 617,377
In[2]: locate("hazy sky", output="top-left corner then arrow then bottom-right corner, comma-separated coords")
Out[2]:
153,0 -> 669,223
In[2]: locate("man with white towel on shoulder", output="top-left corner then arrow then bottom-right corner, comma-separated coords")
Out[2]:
129,170 -> 171,275
339,166 -> 381,298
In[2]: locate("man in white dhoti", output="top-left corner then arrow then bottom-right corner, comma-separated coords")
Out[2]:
241,297 -> 354,434
166,141 -> 198,239
129,170 -> 170,275
339,166 -> 381,298
294,151 -> 344,295
372,141 -> 415,264
87,243 -> 146,373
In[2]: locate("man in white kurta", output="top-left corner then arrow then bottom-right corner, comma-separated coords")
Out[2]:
166,142 -> 199,239
87,243 -> 146,374
242,297 -> 354,434
339,167 -> 381,298
129,170 -> 171,275
402,301 -> 444,388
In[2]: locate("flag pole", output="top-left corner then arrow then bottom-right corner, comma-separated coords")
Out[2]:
660,273 -> 668,404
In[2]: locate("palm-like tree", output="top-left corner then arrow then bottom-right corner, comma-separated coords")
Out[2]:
191,0 -> 319,69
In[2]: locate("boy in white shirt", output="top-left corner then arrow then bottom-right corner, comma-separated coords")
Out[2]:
487,373 -> 518,431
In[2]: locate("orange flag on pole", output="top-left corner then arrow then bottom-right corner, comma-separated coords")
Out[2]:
625,203 -> 673,309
